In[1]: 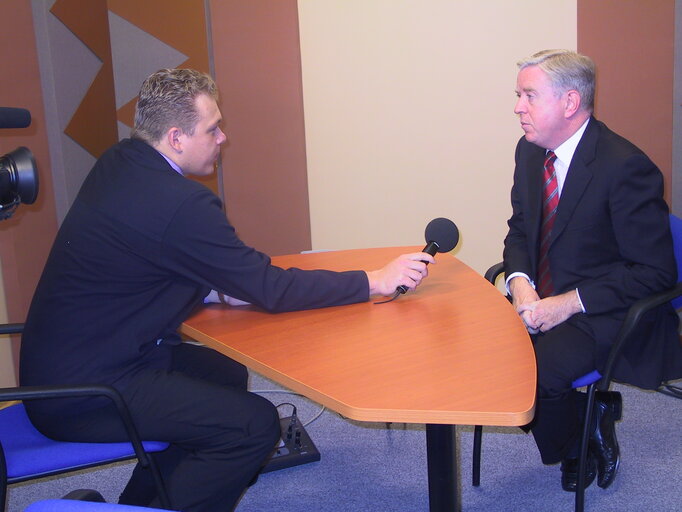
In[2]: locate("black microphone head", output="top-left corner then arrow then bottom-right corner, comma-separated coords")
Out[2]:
0,108 -> 31,129
425,217 -> 459,253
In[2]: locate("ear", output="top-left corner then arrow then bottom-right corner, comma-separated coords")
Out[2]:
166,127 -> 184,153
564,90 -> 581,118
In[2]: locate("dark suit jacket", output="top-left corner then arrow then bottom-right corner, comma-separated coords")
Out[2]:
20,138 -> 369,404
504,117 -> 682,388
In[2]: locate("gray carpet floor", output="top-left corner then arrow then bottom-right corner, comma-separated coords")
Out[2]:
7,373 -> 682,512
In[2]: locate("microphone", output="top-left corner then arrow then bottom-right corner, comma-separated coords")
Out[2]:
397,217 -> 459,294
0,108 -> 31,129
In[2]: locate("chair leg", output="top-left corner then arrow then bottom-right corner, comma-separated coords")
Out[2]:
147,455 -> 170,509
575,383 -> 597,512
472,425 -> 482,486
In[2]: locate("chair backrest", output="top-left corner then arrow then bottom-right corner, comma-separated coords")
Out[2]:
669,213 -> 682,309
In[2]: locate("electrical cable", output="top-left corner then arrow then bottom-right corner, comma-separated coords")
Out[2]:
373,290 -> 402,304
252,389 -> 327,427
275,402 -> 298,420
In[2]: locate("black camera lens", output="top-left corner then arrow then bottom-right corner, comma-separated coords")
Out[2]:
0,146 -> 39,218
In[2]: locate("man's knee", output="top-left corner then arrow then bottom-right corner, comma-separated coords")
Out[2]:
536,346 -> 571,397
534,326 -> 595,398
229,363 -> 249,390
245,394 -> 281,449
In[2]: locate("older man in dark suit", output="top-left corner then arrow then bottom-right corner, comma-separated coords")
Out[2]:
504,49 -> 682,492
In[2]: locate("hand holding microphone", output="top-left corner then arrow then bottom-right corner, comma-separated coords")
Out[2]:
368,217 -> 459,302
396,217 -> 459,294
367,251 -> 435,297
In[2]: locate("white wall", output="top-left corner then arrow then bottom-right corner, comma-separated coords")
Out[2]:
298,0 -> 577,274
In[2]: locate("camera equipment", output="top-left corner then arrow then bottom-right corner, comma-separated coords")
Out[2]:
0,107 -> 39,220
0,107 -> 31,129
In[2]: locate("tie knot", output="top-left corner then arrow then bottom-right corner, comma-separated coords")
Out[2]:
545,151 -> 557,168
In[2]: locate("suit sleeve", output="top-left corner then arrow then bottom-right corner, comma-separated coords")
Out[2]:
503,140 -> 535,280
158,189 -> 369,313
577,151 -> 676,314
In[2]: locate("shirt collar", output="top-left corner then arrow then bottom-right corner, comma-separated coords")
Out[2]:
157,150 -> 184,176
551,117 -> 590,168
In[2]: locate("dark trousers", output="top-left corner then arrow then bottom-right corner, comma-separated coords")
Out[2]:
530,321 -> 597,464
30,343 -> 281,512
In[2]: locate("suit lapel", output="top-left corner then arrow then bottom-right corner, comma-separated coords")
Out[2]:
527,148 -> 546,243
550,118 -> 599,246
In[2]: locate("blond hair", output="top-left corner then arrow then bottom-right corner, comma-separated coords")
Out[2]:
132,68 -> 218,145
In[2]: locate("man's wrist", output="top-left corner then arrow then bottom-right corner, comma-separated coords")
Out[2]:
570,288 -> 585,314
508,274 -> 532,297
365,271 -> 379,296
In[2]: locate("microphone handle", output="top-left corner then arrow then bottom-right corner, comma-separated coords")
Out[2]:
396,241 -> 439,294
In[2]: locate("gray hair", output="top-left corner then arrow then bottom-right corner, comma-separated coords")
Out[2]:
131,68 -> 218,145
518,49 -> 595,112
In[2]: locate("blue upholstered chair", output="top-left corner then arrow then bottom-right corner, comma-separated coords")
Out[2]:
1,325 -> 171,511
472,213 -> 682,512
24,499 -> 169,512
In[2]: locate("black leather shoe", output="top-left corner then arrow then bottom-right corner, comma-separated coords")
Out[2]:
560,451 -> 597,492
63,489 -> 106,502
590,391 -> 621,489
595,390 -> 623,421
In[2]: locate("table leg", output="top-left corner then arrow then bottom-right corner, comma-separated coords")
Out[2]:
426,424 -> 459,512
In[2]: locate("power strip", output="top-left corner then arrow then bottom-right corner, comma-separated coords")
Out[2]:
261,415 -> 321,473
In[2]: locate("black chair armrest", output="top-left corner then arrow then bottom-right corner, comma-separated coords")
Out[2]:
484,262 -> 505,285
599,281 -> 682,389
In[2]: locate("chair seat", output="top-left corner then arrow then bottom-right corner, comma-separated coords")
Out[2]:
24,499 -> 169,511
0,404 -> 168,481
572,370 -> 602,389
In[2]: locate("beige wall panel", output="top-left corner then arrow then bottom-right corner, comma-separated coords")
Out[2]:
299,1 -> 576,274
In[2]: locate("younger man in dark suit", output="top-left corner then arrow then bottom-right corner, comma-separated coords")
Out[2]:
504,49 -> 682,491
20,69 -> 434,511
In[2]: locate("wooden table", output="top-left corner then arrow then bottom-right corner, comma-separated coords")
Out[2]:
181,246 -> 536,511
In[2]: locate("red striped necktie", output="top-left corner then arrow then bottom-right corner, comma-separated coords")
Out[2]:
537,151 -> 558,298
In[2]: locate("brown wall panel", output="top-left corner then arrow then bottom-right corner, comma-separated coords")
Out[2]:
210,0 -> 311,255
578,0 -> 675,204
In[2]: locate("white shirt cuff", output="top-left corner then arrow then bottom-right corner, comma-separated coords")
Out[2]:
505,272 -> 534,295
